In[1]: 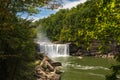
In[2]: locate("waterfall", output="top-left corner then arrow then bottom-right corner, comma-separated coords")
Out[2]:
37,42 -> 69,57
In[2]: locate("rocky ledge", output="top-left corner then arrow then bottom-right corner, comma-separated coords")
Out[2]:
35,55 -> 62,80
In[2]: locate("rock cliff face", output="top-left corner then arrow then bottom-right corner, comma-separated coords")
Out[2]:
35,55 -> 62,80
69,40 -> 120,56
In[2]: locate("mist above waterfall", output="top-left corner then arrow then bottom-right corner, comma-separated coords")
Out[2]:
36,31 -> 51,43
36,31 -> 69,57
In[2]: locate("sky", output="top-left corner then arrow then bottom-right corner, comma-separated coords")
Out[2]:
18,0 -> 87,21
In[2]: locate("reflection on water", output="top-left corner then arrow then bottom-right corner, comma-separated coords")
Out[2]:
52,56 -> 116,80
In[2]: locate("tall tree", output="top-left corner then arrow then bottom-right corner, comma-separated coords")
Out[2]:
0,0 -> 62,80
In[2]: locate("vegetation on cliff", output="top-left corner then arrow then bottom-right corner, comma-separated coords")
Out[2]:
36,0 -> 120,53
35,0 -> 120,79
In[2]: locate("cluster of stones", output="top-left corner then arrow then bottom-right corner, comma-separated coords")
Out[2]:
35,55 -> 62,80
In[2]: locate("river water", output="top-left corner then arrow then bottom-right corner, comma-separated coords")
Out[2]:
37,42 -> 116,80
53,56 -> 116,80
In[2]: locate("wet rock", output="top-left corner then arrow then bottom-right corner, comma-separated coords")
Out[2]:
69,43 -> 78,55
51,62 -> 62,67
35,55 -> 62,80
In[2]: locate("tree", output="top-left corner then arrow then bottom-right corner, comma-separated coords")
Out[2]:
98,0 -> 120,79
37,0 -> 120,53
0,0 -> 63,80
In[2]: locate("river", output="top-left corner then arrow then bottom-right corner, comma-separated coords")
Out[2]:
53,56 -> 116,80
37,42 -> 116,80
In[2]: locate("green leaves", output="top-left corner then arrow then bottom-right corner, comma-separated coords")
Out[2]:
0,0 -> 53,80
37,0 -> 120,51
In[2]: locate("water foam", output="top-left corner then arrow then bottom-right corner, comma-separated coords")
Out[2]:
88,73 -> 105,77
62,63 -> 110,70
37,42 -> 69,57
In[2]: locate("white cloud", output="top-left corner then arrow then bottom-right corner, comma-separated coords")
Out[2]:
20,0 -> 87,20
58,0 -> 87,9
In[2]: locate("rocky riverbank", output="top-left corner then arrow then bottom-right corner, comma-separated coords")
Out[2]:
35,55 -> 62,80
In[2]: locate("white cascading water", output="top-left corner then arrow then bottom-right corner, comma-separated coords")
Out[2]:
37,42 -> 69,57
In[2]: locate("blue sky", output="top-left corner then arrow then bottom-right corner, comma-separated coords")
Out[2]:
18,0 -> 87,21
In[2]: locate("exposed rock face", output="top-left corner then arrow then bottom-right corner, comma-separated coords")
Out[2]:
69,43 -> 78,55
35,55 -> 62,80
68,43 -> 88,56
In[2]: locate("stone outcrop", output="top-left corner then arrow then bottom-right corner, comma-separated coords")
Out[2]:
69,43 -> 78,55
35,55 -> 62,80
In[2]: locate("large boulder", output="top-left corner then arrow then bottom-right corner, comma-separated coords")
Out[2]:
69,43 -> 78,55
51,62 -> 62,67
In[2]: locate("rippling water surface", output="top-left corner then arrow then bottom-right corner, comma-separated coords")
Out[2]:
53,56 -> 116,80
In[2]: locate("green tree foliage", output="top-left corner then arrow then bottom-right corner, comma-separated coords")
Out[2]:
37,0 -> 101,50
95,0 -> 120,53
94,1 -> 120,79
37,0 -> 120,51
0,19 -> 37,80
0,0 -> 56,80
36,0 -> 120,79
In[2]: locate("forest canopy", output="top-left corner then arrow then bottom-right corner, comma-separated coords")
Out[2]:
37,0 -> 120,53
36,0 -> 120,79
0,0 -> 59,80
0,0 -> 120,80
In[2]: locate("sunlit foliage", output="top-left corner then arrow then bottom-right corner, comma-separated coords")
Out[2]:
36,0 -> 120,79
